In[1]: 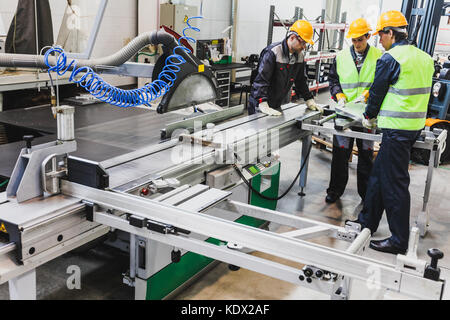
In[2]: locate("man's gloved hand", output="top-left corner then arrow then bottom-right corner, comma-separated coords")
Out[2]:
336,93 -> 347,108
362,117 -> 377,130
258,101 -> 282,116
306,99 -> 324,114
354,90 -> 370,104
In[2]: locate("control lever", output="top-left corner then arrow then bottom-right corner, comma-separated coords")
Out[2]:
424,248 -> 444,281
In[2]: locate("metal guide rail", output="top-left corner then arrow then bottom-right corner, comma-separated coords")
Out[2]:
53,180 -> 444,300
107,103 -> 319,192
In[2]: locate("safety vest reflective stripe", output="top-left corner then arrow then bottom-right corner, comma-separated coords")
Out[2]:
387,87 -> 431,96
340,82 -> 373,89
378,110 -> 427,118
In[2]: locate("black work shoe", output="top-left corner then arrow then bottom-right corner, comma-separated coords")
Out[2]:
325,193 -> 340,204
369,238 -> 407,255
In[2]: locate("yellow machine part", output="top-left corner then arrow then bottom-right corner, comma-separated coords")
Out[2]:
426,118 -> 450,127
423,118 -> 450,164
0,223 -> 7,234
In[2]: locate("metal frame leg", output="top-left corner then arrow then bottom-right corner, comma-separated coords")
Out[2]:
416,148 -> 437,237
134,278 -> 147,300
8,269 -> 36,300
298,134 -> 312,197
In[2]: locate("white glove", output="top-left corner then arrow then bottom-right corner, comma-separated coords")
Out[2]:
258,101 -> 282,116
306,99 -> 324,114
337,98 -> 347,108
362,117 -> 377,130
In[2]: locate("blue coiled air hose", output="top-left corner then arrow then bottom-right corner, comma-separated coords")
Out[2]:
44,16 -> 202,108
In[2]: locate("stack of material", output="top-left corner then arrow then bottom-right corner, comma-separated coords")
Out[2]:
0,124 -> 7,145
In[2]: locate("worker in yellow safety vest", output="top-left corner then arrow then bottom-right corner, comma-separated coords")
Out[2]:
348,11 -> 434,255
326,18 -> 382,204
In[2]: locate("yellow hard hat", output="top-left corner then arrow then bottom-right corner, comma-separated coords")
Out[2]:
289,20 -> 315,45
346,18 -> 372,39
373,10 -> 408,35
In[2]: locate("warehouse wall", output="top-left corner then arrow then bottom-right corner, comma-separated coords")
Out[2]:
160,0 -> 233,42
4,0 -> 449,88
0,0 -> 138,87
434,16 -> 450,58
235,0 -> 324,61
233,0 -> 404,59
0,12 -> 6,36
340,0 -> 402,49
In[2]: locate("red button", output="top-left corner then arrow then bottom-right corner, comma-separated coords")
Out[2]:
141,188 -> 149,196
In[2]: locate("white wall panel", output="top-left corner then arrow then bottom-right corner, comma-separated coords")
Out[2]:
235,0 -> 323,61
340,0 -> 402,49
1,0 -> 138,86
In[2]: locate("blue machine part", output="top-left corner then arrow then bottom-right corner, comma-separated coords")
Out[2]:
429,78 -> 450,120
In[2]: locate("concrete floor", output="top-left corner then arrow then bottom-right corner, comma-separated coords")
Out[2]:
1,92 -> 450,300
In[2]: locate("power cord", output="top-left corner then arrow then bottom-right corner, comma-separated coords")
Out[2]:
232,143 -> 313,201
0,179 -> 9,188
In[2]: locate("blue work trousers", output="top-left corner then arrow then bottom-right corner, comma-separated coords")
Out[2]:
357,129 -> 421,249
327,133 -> 374,200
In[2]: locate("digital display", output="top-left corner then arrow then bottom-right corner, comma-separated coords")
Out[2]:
248,166 -> 260,175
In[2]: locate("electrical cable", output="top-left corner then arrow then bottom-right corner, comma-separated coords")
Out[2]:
232,143 -> 313,201
43,16 -> 202,108
136,51 -> 158,63
138,52 -> 158,57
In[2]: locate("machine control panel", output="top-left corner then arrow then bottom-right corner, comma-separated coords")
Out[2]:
246,159 -> 273,175
241,158 -> 279,182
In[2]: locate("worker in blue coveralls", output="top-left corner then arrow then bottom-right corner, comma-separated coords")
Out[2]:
348,11 -> 434,255
248,20 -> 323,116
326,18 -> 382,204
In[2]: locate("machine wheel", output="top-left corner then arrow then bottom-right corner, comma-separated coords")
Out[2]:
411,121 -> 450,165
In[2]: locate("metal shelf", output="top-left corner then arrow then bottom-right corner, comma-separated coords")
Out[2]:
309,82 -> 329,92
273,21 -> 347,31
213,70 -> 231,108
311,23 -> 347,31
304,52 -> 337,62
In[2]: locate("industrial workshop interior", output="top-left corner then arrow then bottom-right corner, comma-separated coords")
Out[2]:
1,0 -> 450,306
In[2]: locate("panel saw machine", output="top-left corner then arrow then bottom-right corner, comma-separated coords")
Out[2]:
0,30 -> 447,300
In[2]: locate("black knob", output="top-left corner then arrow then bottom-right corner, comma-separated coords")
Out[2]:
315,270 -> 324,278
171,250 -> 181,264
303,267 -> 313,278
228,264 -> 240,271
428,248 -> 444,269
23,135 -> 34,149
